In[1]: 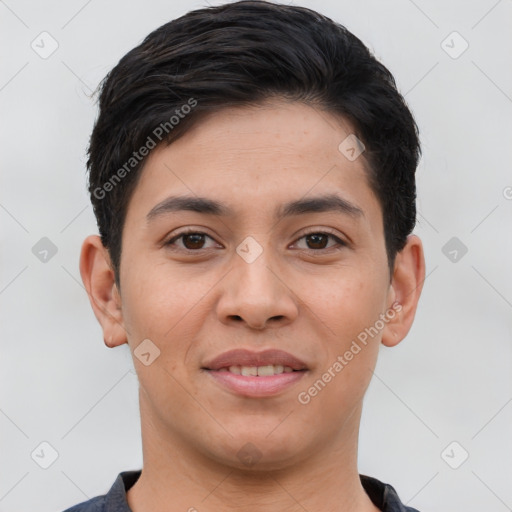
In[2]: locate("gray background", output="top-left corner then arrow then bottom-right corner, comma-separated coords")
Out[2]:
1,1 -> 511,511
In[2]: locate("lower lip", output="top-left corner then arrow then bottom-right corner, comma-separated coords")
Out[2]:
205,369 -> 306,397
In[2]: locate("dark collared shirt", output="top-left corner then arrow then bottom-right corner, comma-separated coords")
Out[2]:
62,470 -> 420,512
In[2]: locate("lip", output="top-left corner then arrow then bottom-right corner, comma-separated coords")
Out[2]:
202,348 -> 308,398
205,369 -> 306,398
202,348 -> 308,371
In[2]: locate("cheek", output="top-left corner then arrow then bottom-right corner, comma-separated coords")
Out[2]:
297,271 -> 386,402
303,269 -> 387,344
121,258 -> 202,337
120,258 -> 223,387
121,263 -> 207,420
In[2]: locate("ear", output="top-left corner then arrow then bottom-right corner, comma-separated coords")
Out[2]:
381,234 -> 425,347
79,235 -> 127,348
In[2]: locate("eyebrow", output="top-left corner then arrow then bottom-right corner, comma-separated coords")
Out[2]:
146,193 -> 364,223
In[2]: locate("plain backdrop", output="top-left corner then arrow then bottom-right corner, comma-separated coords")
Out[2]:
1,1 -> 511,511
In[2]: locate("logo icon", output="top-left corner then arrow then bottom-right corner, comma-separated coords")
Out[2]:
338,134 -> 365,161
441,441 -> 469,469
441,32 -> 469,59
31,441 -> 59,469
442,237 -> 468,263
237,442 -> 263,467
134,339 -> 161,366
32,237 -> 58,263
31,32 -> 59,59
236,236 -> 263,264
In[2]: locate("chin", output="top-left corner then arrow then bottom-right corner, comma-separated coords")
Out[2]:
200,427 -> 310,472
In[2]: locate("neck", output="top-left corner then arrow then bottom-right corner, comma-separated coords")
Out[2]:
127,391 -> 380,512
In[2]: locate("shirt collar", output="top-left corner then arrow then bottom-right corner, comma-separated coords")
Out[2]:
105,470 -> 418,512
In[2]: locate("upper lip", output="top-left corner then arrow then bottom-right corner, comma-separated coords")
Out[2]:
203,349 -> 308,371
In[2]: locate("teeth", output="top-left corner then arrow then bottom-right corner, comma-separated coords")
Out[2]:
224,365 -> 293,376
241,366 -> 258,376
258,365 -> 276,376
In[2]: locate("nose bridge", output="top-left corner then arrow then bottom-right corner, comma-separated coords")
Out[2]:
236,248 -> 277,297
216,236 -> 298,329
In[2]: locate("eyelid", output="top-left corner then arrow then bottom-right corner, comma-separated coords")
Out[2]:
165,227 -> 221,248
165,226 -> 348,252
290,227 -> 348,250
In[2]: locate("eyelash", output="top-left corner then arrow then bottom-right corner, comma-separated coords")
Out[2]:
165,228 -> 347,253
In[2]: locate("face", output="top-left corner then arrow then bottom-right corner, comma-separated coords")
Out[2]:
86,100 -> 416,471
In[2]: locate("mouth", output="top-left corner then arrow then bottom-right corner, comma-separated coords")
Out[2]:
202,349 -> 308,398
214,364 -> 299,376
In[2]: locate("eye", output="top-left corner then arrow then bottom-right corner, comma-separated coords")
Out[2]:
165,229 -> 347,253
293,231 -> 346,251
166,230 -> 220,251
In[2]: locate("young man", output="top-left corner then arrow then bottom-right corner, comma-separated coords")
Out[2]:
66,1 -> 425,510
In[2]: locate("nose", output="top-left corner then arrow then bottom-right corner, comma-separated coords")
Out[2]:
215,244 -> 299,330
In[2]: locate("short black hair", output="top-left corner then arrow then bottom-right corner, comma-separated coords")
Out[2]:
87,0 -> 421,288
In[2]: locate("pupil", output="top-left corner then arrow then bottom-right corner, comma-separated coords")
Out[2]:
307,233 -> 327,249
184,234 -> 204,249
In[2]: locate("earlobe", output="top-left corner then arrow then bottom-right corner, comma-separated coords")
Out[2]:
381,234 -> 425,348
79,235 -> 127,348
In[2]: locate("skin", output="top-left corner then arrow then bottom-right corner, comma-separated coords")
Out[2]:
80,100 -> 425,512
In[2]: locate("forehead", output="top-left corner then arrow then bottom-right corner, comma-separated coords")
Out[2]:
124,101 -> 382,228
